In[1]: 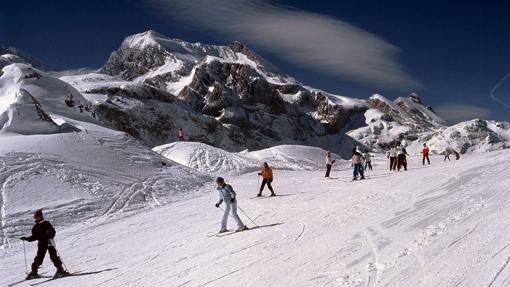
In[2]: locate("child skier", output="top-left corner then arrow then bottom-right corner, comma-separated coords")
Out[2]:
325,151 -> 335,178
422,143 -> 431,165
258,162 -> 276,197
352,150 -> 365,180
20,209 -> 69,279
215,177 -> 247,233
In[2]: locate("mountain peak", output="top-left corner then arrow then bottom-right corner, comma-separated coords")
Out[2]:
122,30 -> 167,49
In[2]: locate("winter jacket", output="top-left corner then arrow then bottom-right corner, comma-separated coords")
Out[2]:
25,220 -> 56,246
422,147 -> 429,156
217,184 -> 236,204
363,153 -> 371,162
389,147 -> 397,157
325,154 -> 333,165
178,129 -> 184,137
260,167 -> 273,179
352,152 -> 363,164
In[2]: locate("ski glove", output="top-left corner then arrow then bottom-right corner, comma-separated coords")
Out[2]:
258,173 -> 261,176
20,237 -> 27,241
231,198 -> 235,203
215,203 -> 220,208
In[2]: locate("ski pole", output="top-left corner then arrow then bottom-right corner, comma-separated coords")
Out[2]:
237,205 -> 259,228
23,241 -> 28,274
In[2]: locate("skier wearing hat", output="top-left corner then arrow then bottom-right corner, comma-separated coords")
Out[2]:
20,209 -> 69,279
215,177 -> 247,233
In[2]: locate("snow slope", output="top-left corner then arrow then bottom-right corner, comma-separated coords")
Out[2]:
154,142 -> 347,175
154,142 -> 262,175
0,64 -> 97,134
0,124 -> 211,249
2,148 -> 510,286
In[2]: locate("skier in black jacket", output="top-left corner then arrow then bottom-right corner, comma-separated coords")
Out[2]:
20,209 -> 69,279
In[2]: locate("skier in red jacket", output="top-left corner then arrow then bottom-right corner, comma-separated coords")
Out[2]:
421,143 -> 431,165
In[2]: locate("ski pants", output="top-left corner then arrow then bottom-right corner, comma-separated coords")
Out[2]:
32,243 -> 62,272
444,155 -> 450,161
260,178 -> 274,194
422,155 -> 430,165
325,164 -> 332,177
353,163 -> 364,177
365,162 -> 372,171
221,201 -> 244,231
389,157 -> 397,170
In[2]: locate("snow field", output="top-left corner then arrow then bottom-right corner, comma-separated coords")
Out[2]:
2,149 -> 510,286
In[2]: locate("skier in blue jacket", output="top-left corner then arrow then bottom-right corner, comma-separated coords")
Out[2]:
215,177 -> 246,233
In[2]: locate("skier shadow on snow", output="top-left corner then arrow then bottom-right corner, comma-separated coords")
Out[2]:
253,222 -> 284,229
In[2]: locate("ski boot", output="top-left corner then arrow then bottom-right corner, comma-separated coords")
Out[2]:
236,225 -> 248,232
26,271 -> 39,280
256,193 -> 262,197
53,266 -> 70,279
270,193 -> 276,197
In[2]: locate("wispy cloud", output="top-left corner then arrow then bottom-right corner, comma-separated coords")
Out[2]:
490,72 -> 510,109
435,104 -> 491,123
146,0 -> 421,90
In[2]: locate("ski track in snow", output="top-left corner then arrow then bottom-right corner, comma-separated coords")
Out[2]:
1,147 -> 510,286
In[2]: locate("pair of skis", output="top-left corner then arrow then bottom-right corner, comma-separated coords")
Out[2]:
9,271 -> 100,287
207,226 -> 258,237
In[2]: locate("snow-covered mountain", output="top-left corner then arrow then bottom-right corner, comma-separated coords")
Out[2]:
0,45 -> 52,71
0,64 -> 96,134
1,30 -> 509,155
71,31 -> 367,153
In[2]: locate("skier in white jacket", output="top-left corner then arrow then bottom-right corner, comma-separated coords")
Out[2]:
215,177 -> 246,233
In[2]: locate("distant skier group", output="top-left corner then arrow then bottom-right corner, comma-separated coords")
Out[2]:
388,142 -> 409,171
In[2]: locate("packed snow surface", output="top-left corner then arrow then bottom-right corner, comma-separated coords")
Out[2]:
2,142 -> 510,286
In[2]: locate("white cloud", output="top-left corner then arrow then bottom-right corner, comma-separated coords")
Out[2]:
490,72 -> 510,109
435,104 -> 491,123
146,0 -> 421,90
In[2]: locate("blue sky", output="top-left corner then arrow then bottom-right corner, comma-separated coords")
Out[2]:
1,0 -> 509,123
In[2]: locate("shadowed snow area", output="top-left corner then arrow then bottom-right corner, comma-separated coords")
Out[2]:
1,146 -> 510,286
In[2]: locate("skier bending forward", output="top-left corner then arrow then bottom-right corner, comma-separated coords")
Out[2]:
20,209 -> 69,279
215,177 -> 247,233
